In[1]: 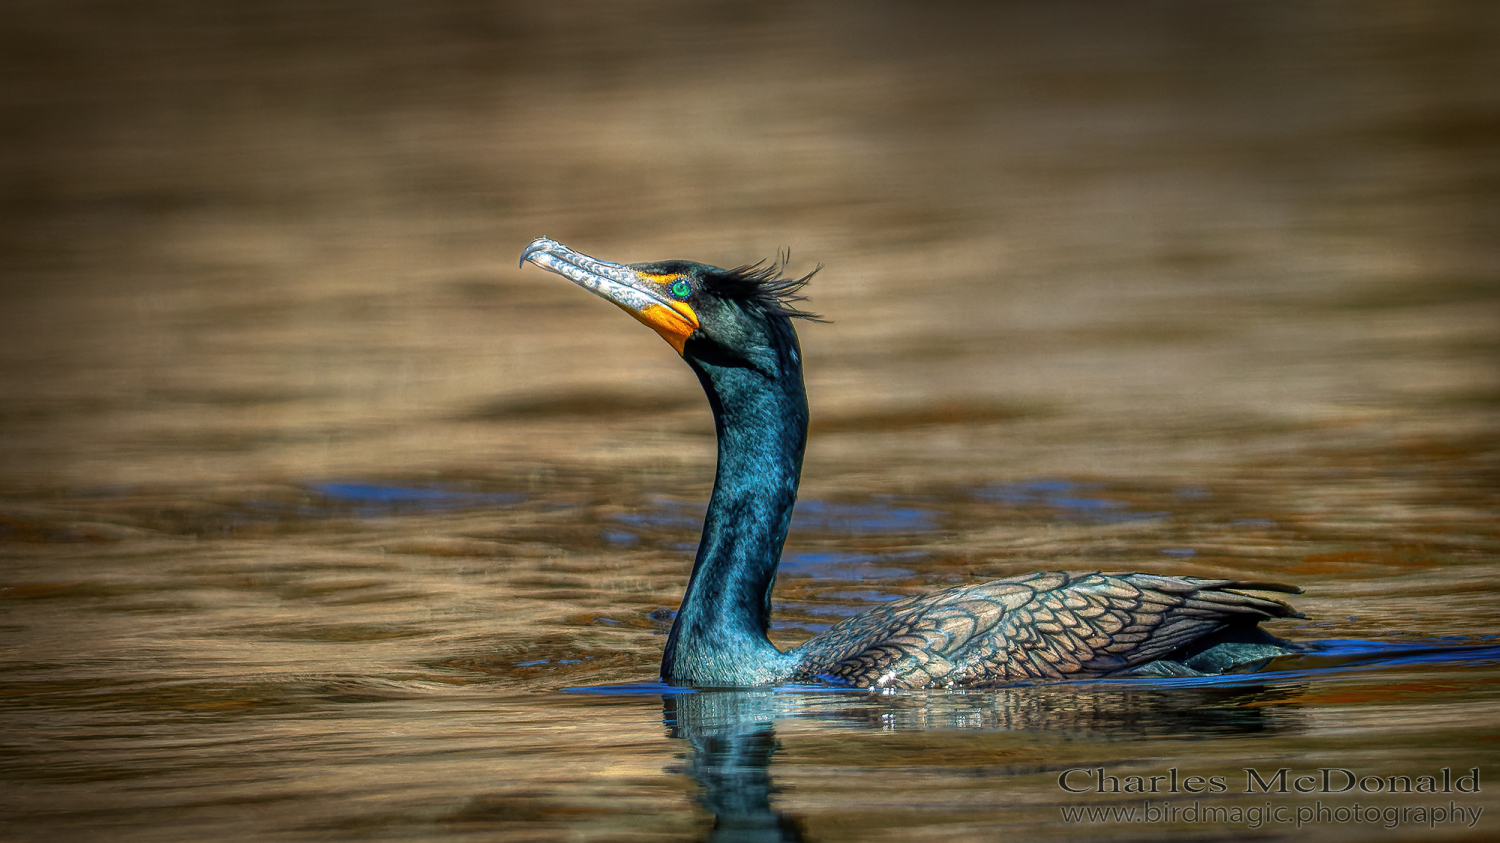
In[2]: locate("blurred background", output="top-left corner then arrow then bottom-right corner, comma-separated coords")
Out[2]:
1,3 -> 1498,840
2,0 -> 1495,493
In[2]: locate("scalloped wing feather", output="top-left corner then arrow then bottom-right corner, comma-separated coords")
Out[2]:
790,572 -> 1299,689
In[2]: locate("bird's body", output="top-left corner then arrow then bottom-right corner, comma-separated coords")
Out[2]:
521,237 -> 1301,689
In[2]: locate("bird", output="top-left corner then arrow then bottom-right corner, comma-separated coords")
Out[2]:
520,237 -> 1303,689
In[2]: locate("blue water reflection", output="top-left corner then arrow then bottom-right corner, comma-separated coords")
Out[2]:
303,482 -> 526,516
791,500 -> 938,533
778,550 -> 916,581
974,479 -> 1167,523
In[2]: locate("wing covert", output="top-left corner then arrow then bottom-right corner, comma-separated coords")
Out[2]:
791,572 -> 1299,688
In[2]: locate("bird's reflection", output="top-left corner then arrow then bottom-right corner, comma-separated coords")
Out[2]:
662,679 -> 1302,842
665,690 -> 807,842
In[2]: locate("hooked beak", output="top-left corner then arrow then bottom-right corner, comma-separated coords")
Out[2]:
520,237 -> 701,354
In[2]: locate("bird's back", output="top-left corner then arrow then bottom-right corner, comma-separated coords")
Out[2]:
788,571 -> 1301,689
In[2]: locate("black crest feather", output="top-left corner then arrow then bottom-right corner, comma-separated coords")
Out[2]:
705,251 -> 825,322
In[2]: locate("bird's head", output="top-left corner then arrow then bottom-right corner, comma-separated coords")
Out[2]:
520,237 -> 820,377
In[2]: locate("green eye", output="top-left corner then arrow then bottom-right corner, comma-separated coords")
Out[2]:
669,278 -> 693,299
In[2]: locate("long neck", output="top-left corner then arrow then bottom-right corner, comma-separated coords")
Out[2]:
661,331 -> 808,686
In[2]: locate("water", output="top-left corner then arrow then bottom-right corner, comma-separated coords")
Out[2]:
2,1 -> 1498,840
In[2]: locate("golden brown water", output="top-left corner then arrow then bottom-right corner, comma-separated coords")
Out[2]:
2,2 -> 1498,840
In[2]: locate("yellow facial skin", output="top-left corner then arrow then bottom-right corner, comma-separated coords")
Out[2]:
629,274 -> 700,354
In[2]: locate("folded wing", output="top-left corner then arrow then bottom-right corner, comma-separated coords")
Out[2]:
790,571 -> 1301,688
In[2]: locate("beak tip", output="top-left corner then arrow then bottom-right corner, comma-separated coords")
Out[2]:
519,236 -> 554,269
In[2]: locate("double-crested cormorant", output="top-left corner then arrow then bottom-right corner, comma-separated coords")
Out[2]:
520,237 -> 1302,689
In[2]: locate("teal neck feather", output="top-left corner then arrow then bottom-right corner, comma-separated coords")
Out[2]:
661,324 -> 807,686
